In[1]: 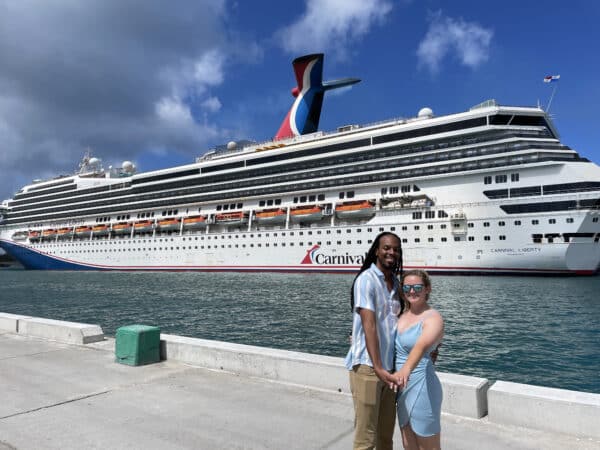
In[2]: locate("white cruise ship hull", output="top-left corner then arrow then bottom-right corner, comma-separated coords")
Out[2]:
0,227 -> 598,274
2,76 -> 600,275
2,175 -> 600,275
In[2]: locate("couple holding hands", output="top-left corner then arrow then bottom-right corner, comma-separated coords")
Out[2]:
346,232 -> 444,450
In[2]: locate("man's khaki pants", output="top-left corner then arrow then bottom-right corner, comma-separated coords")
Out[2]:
349,364 -> 396,450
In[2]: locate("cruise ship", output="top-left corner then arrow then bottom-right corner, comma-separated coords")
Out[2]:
1,54 -> 599,275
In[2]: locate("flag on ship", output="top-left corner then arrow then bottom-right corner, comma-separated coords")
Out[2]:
543,75 -> 560,83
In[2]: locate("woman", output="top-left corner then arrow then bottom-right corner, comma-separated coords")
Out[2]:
393,269 -> 444,450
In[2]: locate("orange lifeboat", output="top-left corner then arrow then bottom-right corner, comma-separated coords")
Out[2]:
182,215 -> 207,230
28,230 -> 41,241
290,205 -> 324,223
215,211 -> 248,225
255,208 -> 286,225
134,220 -> 154,233
74,226 -> 92,237
92,224 -> 109,236
335,200 -> 376,219
56,227 -> 73,239
112,222 -> 132,235
42,229 -> 56,238
157,217 -> 181,232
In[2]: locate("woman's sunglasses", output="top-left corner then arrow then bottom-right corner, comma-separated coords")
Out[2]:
402,284 -> 424,294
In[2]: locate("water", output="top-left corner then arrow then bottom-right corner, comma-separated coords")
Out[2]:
1,269 -> 598,394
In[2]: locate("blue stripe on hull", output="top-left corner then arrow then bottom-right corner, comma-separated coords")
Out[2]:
0,240 -> 97,270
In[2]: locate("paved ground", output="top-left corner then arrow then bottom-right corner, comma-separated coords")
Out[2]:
0,332 -> 598,450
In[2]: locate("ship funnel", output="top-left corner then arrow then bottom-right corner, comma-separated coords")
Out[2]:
275,54 -> 360,140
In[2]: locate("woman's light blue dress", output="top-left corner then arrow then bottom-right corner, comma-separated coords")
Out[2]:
395,321 -> 442,436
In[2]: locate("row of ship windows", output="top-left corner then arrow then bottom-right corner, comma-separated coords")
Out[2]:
382,184 -> 421,195
484,173 -> 519,184
50,232 -> 600,255
133,120 -> 549,186
26,213 -> 600,248
413,211 -> 449,219
97,210 -> 173,222
8,130 -> 556,212
46,237 -> 506,252
483,182 -> 600,200
36,216 -> 599,250
5,151 -> 576,223
410,217 -> 577,225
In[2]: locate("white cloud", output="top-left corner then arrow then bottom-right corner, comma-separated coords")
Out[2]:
276,0 -> 392,59
417,12 -> 493,74
0,1 -> 239,200
201,96 -> 222,113
160,49 -> 227,99
155,97 -> 193,125
194,50 -> 225,86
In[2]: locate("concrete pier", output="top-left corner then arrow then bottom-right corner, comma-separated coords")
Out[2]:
0,313 -> 599,449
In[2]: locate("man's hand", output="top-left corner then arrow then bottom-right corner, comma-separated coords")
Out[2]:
375,367 -> 401,392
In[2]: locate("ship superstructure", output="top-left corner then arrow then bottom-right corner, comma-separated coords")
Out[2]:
1,54 -> 599,274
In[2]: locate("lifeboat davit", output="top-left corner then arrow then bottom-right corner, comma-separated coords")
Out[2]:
134,220 -> 154,233
92,224 -> 109,236
215,211 -> 248,225
182,215 -> 208,230
255,208 -> 286,225
290,205 -> 324,223
112,222 -> 132,235
157,218 -> 181,232
335,200 -> 376,219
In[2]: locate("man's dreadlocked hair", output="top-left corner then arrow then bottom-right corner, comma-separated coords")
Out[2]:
350,231 -> 403,312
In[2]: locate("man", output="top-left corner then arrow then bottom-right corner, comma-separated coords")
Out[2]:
345,232 -> 403,449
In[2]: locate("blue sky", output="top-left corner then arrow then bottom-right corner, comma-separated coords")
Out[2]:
1,0 -> 599,202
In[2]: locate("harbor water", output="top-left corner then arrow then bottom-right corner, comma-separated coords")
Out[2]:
0,269 -> 598,394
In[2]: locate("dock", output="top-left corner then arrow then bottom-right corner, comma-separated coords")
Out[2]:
1,313 -> 599,449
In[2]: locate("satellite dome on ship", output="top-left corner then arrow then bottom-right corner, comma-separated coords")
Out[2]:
418,107 -> 433,118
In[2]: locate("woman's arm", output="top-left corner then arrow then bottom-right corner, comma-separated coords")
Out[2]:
360,308 -> 398,387
393,311 -> 444,388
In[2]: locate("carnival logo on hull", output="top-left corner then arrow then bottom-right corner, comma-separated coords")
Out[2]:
300,244 -> 365,265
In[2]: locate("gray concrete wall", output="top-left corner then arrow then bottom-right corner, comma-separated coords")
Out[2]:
160,333 -> 489,419
2,312 -> 599,440
0,312 -> 104,344
488,380 -> 600,440
0,312 -> 31,333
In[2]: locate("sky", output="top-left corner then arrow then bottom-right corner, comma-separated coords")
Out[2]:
1,0 -> 599,202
